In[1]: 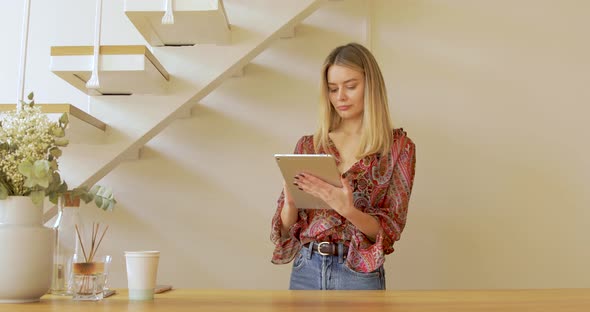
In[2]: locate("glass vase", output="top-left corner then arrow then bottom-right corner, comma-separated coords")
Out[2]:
49,195 -> 84,296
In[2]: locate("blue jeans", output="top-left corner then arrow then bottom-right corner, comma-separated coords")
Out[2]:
289,243 -> 386,290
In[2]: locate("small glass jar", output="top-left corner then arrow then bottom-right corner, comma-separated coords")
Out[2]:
71,255 -> 112,301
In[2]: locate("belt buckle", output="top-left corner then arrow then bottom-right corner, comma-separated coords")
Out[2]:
317,241 -> 331,256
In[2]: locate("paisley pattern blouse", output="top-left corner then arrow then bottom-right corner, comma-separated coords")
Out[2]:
271,128 -> 416,273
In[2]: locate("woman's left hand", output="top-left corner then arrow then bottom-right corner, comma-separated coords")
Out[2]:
294,173 -> 356,217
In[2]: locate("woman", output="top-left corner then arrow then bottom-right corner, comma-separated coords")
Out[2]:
271,42 -> 416,290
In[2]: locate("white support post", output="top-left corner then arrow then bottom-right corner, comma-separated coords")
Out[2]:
17,0 -> 32,110
162,0 -> 175,24
86,0 -> 103,90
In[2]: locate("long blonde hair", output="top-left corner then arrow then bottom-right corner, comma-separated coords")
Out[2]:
314,43 -> 393,158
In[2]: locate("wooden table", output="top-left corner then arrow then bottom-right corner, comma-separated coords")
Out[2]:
1,289 -> 589,311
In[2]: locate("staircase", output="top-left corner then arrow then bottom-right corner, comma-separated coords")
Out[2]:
41,0 -> 329,221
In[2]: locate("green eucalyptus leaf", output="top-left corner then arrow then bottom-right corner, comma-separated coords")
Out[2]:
89,185 -> 100,195
58,181 -> 68,194
54,138 -> 69,147
18,160 -> 33,177
49,147 -> 62,158
72,187 -> 92,204
46,173 -> 61,193
52,127 -> 65,138
94,196 -> 105,209
80,192 -> 93,204
52,171 -> 61,181
30,190 -> 45,206
59,113 -> 69,125
20,160 -> 52,188
33,160 -> 51,187
50,159 -> 58,171
27,92 -> 34,100
105,199 -> 116,211
23,179 -> 35,188
71,186 -> 85,196
94,196 -> 115,211
0,178 -> 13,196
0,184 -> 8,199
49,192 -> 59,204
89,185 -> 116,211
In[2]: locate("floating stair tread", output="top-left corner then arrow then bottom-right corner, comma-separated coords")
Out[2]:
125,0 -> 231,46
0,103 -> 106,131
50,45 -> 169,81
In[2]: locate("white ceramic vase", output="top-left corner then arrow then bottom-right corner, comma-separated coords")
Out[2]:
0,196 -> 54,303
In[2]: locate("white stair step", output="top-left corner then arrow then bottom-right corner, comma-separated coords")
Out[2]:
50,45 -> 170,96
125,0 -> 231,46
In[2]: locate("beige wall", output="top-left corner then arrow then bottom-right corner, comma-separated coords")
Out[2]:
373,0 -> 590,288
1,0 -> 588,290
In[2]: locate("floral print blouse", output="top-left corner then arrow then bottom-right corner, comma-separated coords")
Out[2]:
271,128 -> 416,273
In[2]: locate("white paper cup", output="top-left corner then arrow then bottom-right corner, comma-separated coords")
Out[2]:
124,251 -> 160,300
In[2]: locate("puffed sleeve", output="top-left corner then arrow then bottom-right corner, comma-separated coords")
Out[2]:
270,136 -> 310,264
347,134 -> 416,272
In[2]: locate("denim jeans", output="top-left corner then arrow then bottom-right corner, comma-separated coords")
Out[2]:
289,243 -> 386,290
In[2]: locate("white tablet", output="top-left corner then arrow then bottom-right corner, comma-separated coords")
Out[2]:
274,154 -> 342,209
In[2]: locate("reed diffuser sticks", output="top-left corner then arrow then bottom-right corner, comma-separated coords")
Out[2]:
75,222 -> 109,263
73,222 -> 109,298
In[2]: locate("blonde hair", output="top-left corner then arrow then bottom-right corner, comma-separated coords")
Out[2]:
314,43 -> 393,158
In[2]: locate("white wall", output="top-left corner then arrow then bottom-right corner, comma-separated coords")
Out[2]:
1,0 -> 588,290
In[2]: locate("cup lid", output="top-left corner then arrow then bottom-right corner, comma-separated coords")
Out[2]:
124,251 -> 160,257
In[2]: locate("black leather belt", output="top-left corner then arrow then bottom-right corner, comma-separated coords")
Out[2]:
303,242 -> 349,256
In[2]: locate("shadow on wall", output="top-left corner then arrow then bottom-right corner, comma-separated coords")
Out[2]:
98,149 -> 257,288
81,189 -> 218,289
109,103 -> 283,286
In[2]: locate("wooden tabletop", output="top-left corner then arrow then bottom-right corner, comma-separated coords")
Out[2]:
1,289 -> 589,311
